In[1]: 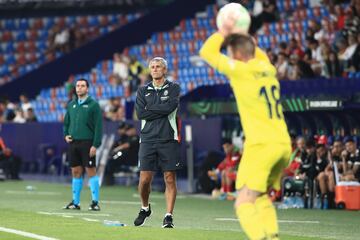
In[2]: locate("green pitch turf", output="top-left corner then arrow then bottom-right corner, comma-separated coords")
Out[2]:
0,180 -> 359,240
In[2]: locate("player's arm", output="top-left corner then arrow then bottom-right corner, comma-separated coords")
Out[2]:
199,32 -> 243,76
92,103 -> 103,148
146,84 -> 180,115
135,88 -> 164,121
63,105 -> 70,136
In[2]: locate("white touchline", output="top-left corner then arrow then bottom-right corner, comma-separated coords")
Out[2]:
0,226 -> 59,240
215,218 -> 320,224
82,218 -> 100,222
37,212 -> 110,217
102,200 -> 147,205
132,193 -> 186,199
6,190 -> 61,195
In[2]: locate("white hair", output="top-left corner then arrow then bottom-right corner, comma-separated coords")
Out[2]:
149,57 -> 168,69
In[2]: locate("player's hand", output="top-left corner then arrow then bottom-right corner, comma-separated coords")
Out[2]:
218,13 -> 237,37
65,135 -> 73,143
89,146 -> 97,157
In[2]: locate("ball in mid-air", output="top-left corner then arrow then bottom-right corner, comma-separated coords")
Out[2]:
216,3 -> 251,34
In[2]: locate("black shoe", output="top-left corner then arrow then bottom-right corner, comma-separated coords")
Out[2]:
63,201 -> 80,210
162,214 -> 174,228
134,204 -> 151,226
88,201 -> 100,211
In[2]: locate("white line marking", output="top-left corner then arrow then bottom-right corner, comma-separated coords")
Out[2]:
6,190 -> 61,195
61,215 -> 74,218
82,218 -> 100,222
132,194 -> 186,199
102,200 -> 156,205
215,218 -> 320,224
0,226 -> 59,240
37,212 -> 110,217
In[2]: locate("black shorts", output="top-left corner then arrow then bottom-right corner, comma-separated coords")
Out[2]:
68,140 -> 96,168
138,141 -> 181,172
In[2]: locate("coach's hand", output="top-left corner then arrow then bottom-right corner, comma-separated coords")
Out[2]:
65,135 -> 73,143
89,146 -> 97,158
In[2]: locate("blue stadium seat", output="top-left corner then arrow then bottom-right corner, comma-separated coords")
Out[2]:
19,18 -> 29,30
88,16 -> 99,26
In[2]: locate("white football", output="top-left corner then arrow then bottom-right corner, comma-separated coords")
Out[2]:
216,3 -> 251,34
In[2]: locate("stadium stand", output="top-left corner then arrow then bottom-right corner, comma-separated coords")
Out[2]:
0,0 -> 356,123
0,12 -> 143,85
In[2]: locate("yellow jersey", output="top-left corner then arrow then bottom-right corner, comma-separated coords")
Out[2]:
199,33 -> 290,146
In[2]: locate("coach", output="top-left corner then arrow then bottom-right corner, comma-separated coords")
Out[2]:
134,57 -> 181,228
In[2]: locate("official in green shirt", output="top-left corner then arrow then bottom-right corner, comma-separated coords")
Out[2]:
63,78 -> 103,211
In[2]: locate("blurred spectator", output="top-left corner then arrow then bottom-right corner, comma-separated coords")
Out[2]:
278,42 -> 290,57
104,97 -> 125,121
112,53 -> 129,85
19,94 -> 32,119
341,8 -> 359,39
315,144 -> 331,208
0,136 -> 22,180
314,19 -> 335,44
54,28 -> 70,53
351,32 -> 360,71
275,53 -> 289,80
324,51 -> 343,78
337,37 -> 349,67
288,38 -> 305,59
340,138 -> 360,181
331,5 -> 346,30
26,108 -> 37,122
307,20 -> 321,39
104,123 -> 139,185
305,39 -> 323,74
287,54 -> 315,80
13,108 -> 26,123
65,77 -> 75,101
208,138 -> 241,200
283,137 -> 304,177
128,56 -> 145,93
0,100 -> 7,123
343,33 -> 359,72
266,48 -> 277,64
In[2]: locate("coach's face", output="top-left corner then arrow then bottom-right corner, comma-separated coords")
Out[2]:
76,80 -> 88,98
149,61 -> 166,80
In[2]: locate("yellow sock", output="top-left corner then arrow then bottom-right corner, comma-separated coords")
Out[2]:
235,203 -> 266,240
255,195 -> 279,240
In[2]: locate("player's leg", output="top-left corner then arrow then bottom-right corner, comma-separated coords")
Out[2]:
139,171 -> 154,208
235,185 -> 266,240
86,166 -> 100,210
68,165 -> 83,209
261,144 -> 291,240
134,143 -> 156,226
158,141 -> 181,228
257,159 -> 284,240
235,145 -> 267,240
64,142 -> 83,209
163,171 -> 177,214
81,141 -> 100,210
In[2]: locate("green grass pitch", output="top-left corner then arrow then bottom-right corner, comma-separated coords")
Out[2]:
0,180 -> 359,239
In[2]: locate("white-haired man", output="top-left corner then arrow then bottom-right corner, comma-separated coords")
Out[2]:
134,57 -> 181,228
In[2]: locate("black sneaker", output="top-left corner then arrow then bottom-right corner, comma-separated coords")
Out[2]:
88,201 -> 100,211
134,204 -> 152,226
162,215 -> 174,228
63,201 -> 80,210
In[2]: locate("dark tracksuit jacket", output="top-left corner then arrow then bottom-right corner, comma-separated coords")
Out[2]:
135,80 -> 180,143
63,96 -> 103,148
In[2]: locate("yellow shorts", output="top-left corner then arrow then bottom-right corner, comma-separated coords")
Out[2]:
236,143 -> 291,193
